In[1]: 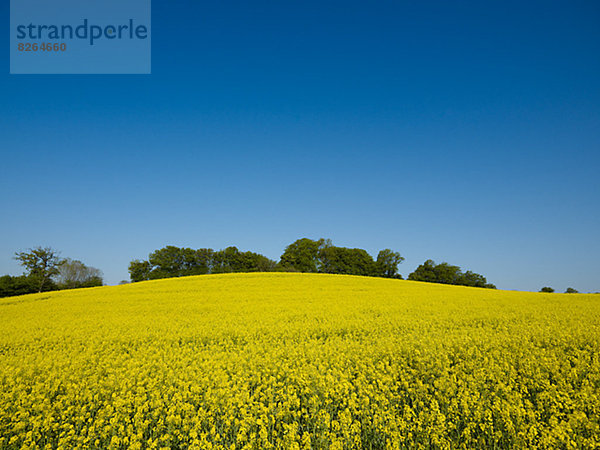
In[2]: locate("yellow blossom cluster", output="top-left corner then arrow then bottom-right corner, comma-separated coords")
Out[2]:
1,273 -> 599,448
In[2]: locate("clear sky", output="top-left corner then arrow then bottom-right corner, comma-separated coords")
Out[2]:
1,0 -> 599,292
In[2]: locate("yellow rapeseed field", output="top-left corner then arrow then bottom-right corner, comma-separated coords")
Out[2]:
1,273 -> 599,449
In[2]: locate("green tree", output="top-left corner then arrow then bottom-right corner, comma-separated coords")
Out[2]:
280,240 -> 406,279
213,247 -> 276,273
434,262 -> 463,284
14,247 -> 64,293
565,287 -> 578,294
458,270 -> 490,288
129,245 -> 276,281
408,260 -> 439,283
212,246 -> 242,273
279,238 -> 323,273
255,254 -> 277,272
540,287 -> 554,293
148,246 -> 187,279
194,248 -> 215,274
318,246 -> 376,276
129,260 -> 152,282
375,249 -> 404,278
409,260 -> 495,289
0,275 -> 38,298
147,246 -> 215,279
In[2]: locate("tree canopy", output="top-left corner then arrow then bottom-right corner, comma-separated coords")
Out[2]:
277,238 -> 403,278
376,249 -> 405,279
14,247 -> 64,293
279,238 -> 325,273
129,246 -> 277,282
1,248 -> 103,298
0,275 -> 47,298
408,260 -> 496,289
130,239 -> 405,282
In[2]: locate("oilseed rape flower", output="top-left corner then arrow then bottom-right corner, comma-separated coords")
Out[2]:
0,273 -> 599,448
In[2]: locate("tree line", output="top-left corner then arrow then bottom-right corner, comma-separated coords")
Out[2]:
19,239 -> 589,299
128,238 -> 497,290
0,247 -> 103,298
408,259 -> 496,289
128,238 -> 405,282
128,246 -> 277,282
1,242 -> 588,298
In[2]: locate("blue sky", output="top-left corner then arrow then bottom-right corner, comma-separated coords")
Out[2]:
1,0 -> 599,291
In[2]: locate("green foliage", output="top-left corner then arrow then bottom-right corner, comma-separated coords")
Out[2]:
408,260 -> 495,289
129,246 -> 277,282
0,275 -> 55,298
319,246 -> 375,276
279,238 -> 324,273
540,287 -> 555,293
565,287 -> 578,294
376,249 -> 404,278
279,238 -> 404,279
3,249 -> 102,297
14,247 -> 64,293
212,246 -> 277,274
407,259 -> 439,283
460,270 -> 496,289
132,239 -> 405,282
128,260 -> 152,282
147,246 -> 202,279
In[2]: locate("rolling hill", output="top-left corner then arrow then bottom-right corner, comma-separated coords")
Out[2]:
1,273 -> 598,448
